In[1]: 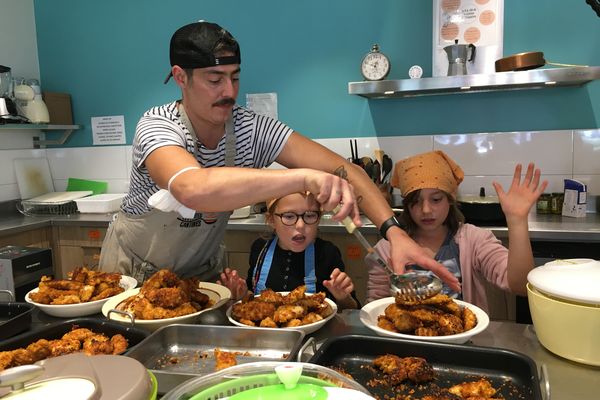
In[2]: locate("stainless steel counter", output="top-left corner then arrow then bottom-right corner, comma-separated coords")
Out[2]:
2,211 -> 600,242
306,310 -> 599,400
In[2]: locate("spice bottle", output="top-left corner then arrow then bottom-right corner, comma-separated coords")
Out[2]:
536,193 -> 552,214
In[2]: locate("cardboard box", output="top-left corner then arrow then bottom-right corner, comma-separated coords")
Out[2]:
562,179 -> 587,218
42,92 -> 73,125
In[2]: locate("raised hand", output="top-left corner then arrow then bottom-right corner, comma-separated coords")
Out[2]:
322,268 -> 354,301
217,268 -> 249,301
492,163 -> 548,221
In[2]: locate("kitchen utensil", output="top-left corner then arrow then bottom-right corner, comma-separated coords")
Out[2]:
495,51 -> 546,72
381,154 -> 393,183
349,140 -> 359,165
334,206 -> 442,301
102,282 -> 231,331
372,160 -> 381,183
226,293 -> 338,335
359,297 -> 489,344
74,193 -> 126,214
443,40 -> 476,76
127,325 -> 305,395
161,362 -> 372,400
308,335 -> 544,400
13,158 -> 54,200
25,275 -> 137,318
527,258 -> 600,366
458,186 -> 506,226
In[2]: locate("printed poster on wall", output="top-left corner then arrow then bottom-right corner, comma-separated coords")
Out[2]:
432,0 -> 504,77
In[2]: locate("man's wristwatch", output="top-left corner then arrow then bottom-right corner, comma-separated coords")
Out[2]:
379,215 -> 401,240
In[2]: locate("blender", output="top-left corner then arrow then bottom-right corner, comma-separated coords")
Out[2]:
0,65 -> 19,122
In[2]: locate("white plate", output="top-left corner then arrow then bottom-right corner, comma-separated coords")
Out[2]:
102,282 -> 231,331
25,275 -> 137,318
226,292 -> 338,335
359,297 -> 489,344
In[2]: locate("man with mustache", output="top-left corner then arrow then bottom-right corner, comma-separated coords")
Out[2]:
99,21 -> 459,291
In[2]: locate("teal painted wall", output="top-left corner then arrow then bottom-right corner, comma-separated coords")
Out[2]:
34,0 -> 600,147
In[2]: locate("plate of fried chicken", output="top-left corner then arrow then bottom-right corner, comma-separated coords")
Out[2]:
359,294 -> 489,344
226,285 -> 338,335
25,267 -> 137,317
102,269 -> 231,331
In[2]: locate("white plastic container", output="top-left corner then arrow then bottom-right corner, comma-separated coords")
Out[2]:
74,193 -> 125,213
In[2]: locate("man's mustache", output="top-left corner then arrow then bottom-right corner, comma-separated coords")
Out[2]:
213,98 -> 235,107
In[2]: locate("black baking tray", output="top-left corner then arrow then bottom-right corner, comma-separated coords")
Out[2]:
0,302 -> 34,341
0,317 -> 149,354
309,335 -> 542,400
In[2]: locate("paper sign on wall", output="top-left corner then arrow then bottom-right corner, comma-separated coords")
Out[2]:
246,93 -> 278,120
92,115 -> 126,145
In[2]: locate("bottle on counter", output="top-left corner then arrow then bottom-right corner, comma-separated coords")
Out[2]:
551,192 -> 564,215
536,193 -> 552,214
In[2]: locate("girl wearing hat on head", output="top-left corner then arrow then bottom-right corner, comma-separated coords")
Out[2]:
366,151 -> 547,313
218,191 -> 359,310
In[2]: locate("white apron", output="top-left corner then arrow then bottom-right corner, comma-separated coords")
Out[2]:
99,105 -> 236,282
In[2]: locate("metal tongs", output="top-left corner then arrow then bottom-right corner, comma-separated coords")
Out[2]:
335,208 -> 442,301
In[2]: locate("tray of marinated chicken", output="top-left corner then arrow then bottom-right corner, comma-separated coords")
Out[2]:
125,323 -> 305,395
308,335 -> 545,400
0,317 -> 150,372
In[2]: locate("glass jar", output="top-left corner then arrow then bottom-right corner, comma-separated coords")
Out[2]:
551,192 -> 564,215
536,193 -> 552,214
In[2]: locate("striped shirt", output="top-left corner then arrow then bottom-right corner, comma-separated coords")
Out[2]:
122,101 -> 294,215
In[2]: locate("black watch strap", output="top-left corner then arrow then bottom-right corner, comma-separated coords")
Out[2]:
379,215 -> 401,240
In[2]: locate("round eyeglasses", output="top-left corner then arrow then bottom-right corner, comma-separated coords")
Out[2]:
274,211 -> 321,226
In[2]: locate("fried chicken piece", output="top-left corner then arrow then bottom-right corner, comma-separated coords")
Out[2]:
144,287 -> 189,308
437,313 -> 464,335
134,298 -> 198,320
422,394 -> 462,400
302,312 -> 323,325
90,287 -> 124,301
284,285 -> 307,304
51,294 -> 82,305
0,351 -> 14,371
214,348 -> 237,371
407,305 -> 445,324
415,326 -> 439,336
69,266 -> 89,283
284,318 -> 303,327
28,291 -> 53,304
402,356 -> 435,383
62,328 -> 96,342
463,306 -> 478,331
232,300 -> 276,322
448,378 -> 497,398
384,303 -> 421,333
238,318 -> 255,326
179,277 -> 211,307
256,288 -> 285,305
373,354 -> 405,375
316,301 -> 333,318
110,334 -> 128,354
259,316 -> 278,328
273,304 -> 305,323
377,315 -> 397,332
49,339 -> 81,357
78,285 -> 96,302
42,279 -> 85,291
82,334 -> 114,356
141,269 -> 180,292
10,349 -> 35,367
26,339 -> 52,362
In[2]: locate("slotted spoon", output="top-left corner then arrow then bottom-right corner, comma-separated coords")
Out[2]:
335,207 -> 442,301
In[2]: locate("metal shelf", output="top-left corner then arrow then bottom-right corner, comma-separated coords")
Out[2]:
0,124 -> 81,147
348,66 -> 600,99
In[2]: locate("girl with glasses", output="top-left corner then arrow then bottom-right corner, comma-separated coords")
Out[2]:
218,191 -> 359,310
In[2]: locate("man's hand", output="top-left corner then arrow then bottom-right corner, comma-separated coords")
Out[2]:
387,229 -> 461,292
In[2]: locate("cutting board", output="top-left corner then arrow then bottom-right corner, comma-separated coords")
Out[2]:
13,158 -> 54,199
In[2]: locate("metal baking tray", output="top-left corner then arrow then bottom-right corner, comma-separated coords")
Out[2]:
0,302 -> 34,341
309,334 -> 544,400
125,324 -> 305,395
0,317 -> 149,354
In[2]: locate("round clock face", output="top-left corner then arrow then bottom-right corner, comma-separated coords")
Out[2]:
361,51 -> 390,81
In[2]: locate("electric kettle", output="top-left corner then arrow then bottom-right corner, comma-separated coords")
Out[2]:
443,40 -> 476,76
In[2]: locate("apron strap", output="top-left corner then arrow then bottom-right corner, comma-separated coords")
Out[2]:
254,237 -> 317,294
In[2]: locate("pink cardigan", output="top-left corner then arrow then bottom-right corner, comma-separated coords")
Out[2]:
366,223 -> 509,313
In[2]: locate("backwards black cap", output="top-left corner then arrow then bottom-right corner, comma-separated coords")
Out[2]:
164,21 -> 241,84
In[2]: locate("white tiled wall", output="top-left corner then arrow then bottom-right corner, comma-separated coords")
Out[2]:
0,128 -> 598,204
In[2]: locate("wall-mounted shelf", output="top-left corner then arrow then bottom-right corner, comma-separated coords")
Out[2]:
348,66 -> 600,99
0,124 -> 81,147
